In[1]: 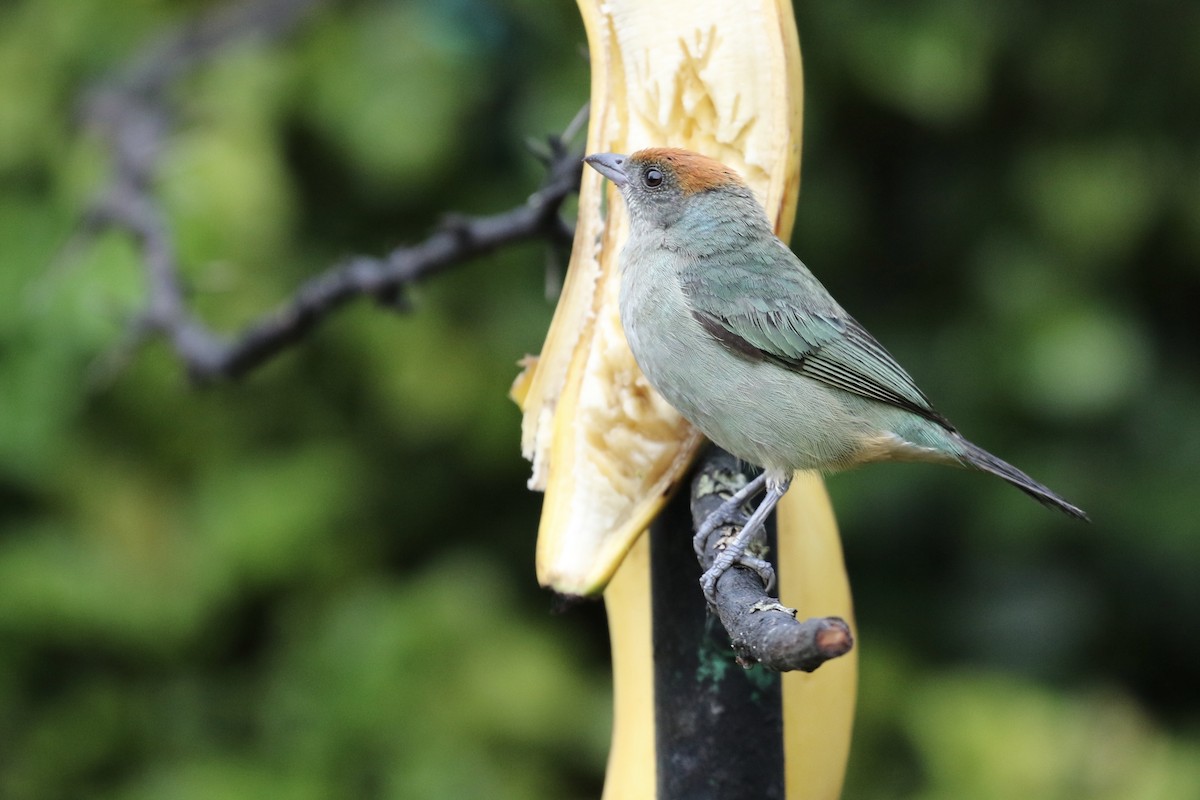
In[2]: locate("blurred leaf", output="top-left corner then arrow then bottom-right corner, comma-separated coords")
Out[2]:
112,760 -> 328,800
1017,306 -> 1152,420
907,674 -> 1200,800
161,125 -> 295,284
837,0 -> 1004,125
300,2 -> 488,192
1016,141 -> 1158,267
262,557 -> 609,799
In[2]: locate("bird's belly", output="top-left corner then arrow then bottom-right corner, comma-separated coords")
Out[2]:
621,272 -> 867,473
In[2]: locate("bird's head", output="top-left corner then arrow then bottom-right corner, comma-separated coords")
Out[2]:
584,148 -> 766,234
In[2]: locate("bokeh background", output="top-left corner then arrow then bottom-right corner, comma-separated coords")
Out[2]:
2,0 -> 1198,797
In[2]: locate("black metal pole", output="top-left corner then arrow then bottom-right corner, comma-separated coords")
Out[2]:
650,460 -> 786,799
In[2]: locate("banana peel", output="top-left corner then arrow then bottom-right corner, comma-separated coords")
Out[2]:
779,476 -> 859,800
516,0 -> 805,597
514,0 -> 857,796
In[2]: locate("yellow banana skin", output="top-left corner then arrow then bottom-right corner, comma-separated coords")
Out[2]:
779,477 -> 858,800
515,0 -> 856,796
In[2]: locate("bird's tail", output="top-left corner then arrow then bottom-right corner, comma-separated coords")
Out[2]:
955,437 -> 1090,521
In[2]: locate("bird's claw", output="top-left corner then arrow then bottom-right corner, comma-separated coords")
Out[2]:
739,555 -> 776,593
699,550 -> 777,605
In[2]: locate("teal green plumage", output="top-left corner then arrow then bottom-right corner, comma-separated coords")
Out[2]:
678,228 -> 944,426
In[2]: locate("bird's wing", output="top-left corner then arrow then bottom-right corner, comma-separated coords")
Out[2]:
679,240 -> 952,428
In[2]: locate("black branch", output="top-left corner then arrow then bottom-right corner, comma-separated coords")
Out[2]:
79,0 -> 585,384
690,449 -> 854,672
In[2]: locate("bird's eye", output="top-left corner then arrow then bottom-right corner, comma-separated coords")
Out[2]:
644,167 -> 664,188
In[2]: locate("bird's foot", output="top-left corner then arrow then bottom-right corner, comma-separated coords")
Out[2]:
738,554 -> 777,593
692,471 -> 768,559
700,539 -> 776,605
698,475 -> 791,605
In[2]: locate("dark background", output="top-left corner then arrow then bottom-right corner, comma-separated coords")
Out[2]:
1,0 -> 1197,797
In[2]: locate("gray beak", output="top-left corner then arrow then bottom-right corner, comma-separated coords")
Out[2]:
584,152 -> 629,188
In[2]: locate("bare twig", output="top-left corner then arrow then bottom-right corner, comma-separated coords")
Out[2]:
691,449 -> 854,672
80,0 -> 584,384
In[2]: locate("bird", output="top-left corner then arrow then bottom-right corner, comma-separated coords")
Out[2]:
583,147 -> 1088,603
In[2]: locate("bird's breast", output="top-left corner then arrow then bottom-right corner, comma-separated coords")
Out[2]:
617,243 -> 869,473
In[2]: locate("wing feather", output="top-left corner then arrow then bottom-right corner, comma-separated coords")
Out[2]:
679,240 -> 953,429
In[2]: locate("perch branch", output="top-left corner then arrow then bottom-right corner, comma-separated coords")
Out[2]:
80,0 -> 585,384
690,449 -> 854,672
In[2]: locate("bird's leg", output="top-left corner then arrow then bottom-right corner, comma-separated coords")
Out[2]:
692,471 -> 768,558
700,476 -> 791,604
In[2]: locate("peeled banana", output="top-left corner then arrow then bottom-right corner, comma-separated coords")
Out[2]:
514,0 -> 857,796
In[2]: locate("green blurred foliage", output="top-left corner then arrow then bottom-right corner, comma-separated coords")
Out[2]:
0,0 -> 1195,797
